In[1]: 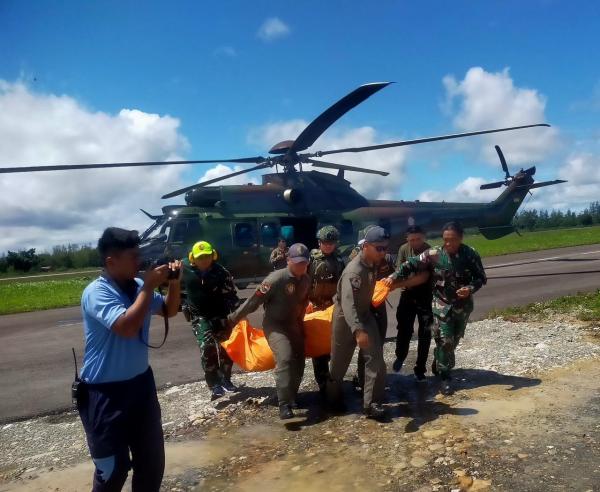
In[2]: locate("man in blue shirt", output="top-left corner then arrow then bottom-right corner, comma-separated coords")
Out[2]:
77,227 -> 181,492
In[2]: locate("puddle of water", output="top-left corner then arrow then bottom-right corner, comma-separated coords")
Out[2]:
1,424 -> 280,491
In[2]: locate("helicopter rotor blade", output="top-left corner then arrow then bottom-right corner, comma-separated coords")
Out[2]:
479,181 -> 507,190
306,158 -> 389,176
495,145 -> 510,179
310,124 -> 551,157
513,180 -> 567,190
287,82 -> 392,154
0,157 -> 267,174
161,162 -> 272,199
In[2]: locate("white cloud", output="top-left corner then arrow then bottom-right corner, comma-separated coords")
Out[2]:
248,119 -> 408,199
198,164 -> 260,186
419,177 -> 499,203
526,152 -> 600,210
0,81 -> 190,252
257,17 -> 290,42
443,67 -> 559,165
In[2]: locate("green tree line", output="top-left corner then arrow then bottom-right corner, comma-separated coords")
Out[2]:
0,244 -> 101,274
513,201 -> 600,231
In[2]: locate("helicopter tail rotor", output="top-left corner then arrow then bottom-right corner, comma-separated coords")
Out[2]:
480,146 -> 566,192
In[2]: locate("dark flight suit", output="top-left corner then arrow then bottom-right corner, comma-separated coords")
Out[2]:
327,252 -> 386,410
391,244 -> 487,379
308,249 -> 345,389
228,267 -> 310,406
181,260 -> 239,389
269,247 -> 289,270
394,242 -> 433,377
356,253 -> 394,389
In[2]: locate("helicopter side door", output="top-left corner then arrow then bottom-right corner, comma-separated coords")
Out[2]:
229,220 -> 260,285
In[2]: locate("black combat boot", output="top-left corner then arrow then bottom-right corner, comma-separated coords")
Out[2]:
210,385 -> 226,401
363,403 -> 388,421
279,404 -> 295,420
440,378 -> 453,396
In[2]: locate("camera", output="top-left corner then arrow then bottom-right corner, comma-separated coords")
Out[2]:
151,258 -> 180,280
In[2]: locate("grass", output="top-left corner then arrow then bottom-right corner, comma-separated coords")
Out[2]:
488,290 -> 600,324
429,226 -> 600,258
0,276 -> 93,315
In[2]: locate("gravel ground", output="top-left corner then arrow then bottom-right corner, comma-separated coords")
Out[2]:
1,314 -> 599,488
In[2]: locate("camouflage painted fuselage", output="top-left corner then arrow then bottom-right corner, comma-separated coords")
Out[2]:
139,170 -> 533,286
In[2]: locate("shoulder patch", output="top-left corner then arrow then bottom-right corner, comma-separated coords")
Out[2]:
350,275 -> 362,290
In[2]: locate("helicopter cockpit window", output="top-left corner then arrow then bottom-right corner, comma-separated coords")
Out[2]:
234,223 -> 256,248
171,221 -> 188,243
260,222 -> 279,247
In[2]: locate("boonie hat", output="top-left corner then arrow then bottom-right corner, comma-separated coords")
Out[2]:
287,243 -> 310,263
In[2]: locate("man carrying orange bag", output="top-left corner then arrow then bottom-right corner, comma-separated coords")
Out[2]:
227,243 -> 310,421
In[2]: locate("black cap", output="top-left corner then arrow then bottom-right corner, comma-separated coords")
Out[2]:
287,243 -> 310,263
363,226 -> 390,243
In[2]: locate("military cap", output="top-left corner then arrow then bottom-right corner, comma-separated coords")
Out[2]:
287,243 -> 310,263
363,225 -> 390,243
316,225 -> 340,242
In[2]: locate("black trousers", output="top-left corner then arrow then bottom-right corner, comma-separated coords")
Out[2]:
395,292 -> 433,376
78,367 -> 165,492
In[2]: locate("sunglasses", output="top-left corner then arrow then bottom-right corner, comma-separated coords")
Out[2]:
366,244 -> 388,253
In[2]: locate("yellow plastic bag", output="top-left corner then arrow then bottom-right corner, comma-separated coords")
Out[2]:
221,320 -> 275,371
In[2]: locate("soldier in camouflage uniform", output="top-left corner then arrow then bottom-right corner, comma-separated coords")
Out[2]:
385,222 -> 487,395
269,238 -> 289,270
182,241 -> 240,401
308,226 -> 346,391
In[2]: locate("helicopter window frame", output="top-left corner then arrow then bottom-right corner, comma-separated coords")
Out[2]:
168,217 -> 202,244
259,222 -> 280,248
233,222 -> 257,249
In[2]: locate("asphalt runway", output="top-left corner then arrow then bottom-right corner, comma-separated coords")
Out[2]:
1,243 -> 598,423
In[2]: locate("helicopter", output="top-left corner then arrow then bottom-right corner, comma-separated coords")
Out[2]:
0,82 -> 565,287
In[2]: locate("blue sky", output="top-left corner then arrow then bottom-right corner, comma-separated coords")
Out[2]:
1,0 -> 599,250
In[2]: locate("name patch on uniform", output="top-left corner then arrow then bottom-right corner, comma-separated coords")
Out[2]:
285,283 -> 296,295
257,282 -> 271,296
350,275 -> 362,290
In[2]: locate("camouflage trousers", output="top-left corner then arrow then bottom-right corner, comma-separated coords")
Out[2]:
431,308 -> 471,379
191,317 -> 233,390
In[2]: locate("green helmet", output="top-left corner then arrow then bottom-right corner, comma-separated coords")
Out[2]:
316,225 -> 340,242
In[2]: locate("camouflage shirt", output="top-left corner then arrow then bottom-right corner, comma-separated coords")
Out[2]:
269,247 -> 289,270
391,244 -> 487,317
308,249 -> 345,309
182,260 -> 239,319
